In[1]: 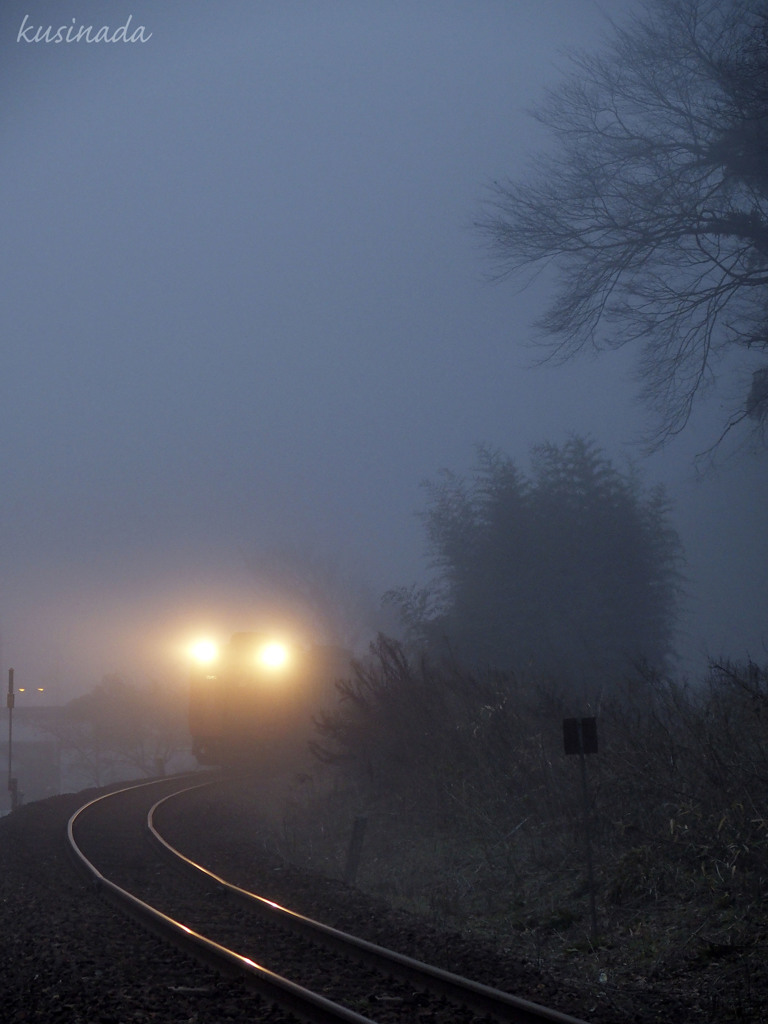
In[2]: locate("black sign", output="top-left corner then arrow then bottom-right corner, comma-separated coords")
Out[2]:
563,717 -> 598,755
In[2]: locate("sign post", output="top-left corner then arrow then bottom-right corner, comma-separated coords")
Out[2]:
563,716 -> 598,941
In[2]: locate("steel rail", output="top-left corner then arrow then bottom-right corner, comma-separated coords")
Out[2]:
149,787 -> 592,1024
67,776 -> 379,1024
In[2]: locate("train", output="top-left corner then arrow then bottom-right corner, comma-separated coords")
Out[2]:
188,632 -> 351,766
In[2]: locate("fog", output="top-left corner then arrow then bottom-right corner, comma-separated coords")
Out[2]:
0,0 -> 765,703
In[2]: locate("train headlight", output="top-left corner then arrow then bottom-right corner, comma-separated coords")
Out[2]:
256,641 -> 290,671
189,638 -> 220,665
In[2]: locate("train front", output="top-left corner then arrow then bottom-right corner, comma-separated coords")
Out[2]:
188,632 -> 347,767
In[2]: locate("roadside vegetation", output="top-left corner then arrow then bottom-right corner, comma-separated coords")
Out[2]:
275,645 -> 768,1020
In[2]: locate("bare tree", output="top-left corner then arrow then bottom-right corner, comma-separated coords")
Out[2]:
482,0 -> 768,448
50,675 -> 190,786
246,542 -> 395,652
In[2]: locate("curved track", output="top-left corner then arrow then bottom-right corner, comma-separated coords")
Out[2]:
67,774 -> 591,1024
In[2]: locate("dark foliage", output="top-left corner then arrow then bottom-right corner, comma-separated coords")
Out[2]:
311,644 -> 768,1006
389,438 -> 683,694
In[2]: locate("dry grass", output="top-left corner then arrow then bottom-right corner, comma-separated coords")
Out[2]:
260,650 -> 768,1021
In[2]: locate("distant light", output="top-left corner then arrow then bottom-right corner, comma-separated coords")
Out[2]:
189,639 -> 220,665
256,641 -> 290,671
37,687 -> 44,693
18,687 -> 25,693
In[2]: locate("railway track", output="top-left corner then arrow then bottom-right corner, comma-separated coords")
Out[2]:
67,773 -> 592,1024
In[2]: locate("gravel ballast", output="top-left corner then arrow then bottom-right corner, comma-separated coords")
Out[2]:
0,779 -> 759,1022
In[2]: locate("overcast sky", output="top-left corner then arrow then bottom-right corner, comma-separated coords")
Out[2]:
0,0 -> 765,701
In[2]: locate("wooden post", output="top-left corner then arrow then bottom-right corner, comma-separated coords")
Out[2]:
343,815 -> 368,885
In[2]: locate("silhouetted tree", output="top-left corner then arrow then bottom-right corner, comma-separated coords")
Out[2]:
389,438 -> 683,694
482,0 -> 768,448
53,675 -> 189,785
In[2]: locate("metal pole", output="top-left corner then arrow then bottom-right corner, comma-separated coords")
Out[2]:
578,736 -> 598,942
7,668 -> 16,811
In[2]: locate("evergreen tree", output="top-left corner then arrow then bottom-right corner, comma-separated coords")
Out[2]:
390,438 -> 683,694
